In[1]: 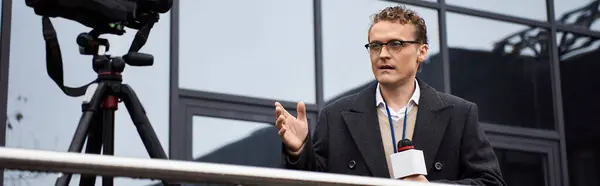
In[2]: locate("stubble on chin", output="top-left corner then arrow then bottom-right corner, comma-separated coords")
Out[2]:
376,73 -> 413,87
375,73 -> 397,84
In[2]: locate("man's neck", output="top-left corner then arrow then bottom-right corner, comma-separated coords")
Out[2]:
380,79 -> 415,111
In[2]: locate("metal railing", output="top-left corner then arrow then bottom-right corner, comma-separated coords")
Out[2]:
0,147 -> 457,186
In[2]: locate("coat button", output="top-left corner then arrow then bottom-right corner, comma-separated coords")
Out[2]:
348,160 -> 356,169
434,162 -> 443,171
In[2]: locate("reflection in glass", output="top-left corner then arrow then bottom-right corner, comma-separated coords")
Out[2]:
322,0 -> 442,103
494,148 -> 546,186
5,1 -> 171,186
559,32 -> 600,186
178,0 -> 316,104
446,13 -> 555,129
554,0 -> 600,32
192,116 -> 281,168
446,0 -> 547,21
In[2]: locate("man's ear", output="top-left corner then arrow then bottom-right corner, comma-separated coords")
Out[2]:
417,44 -> 429,63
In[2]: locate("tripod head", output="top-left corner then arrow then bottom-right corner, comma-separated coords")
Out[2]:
76,30 -> 154,77
39,5 -> 159,98
53,27 -> 178,186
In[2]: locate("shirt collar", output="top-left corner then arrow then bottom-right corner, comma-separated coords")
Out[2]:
376,79 -> 421,107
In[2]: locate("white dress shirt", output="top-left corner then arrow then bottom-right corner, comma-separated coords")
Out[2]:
375,79 -> 421,121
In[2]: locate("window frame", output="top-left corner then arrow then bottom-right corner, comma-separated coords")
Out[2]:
487,133 -> 562,186
0,0 -> 13,184
172,93 -> 318,161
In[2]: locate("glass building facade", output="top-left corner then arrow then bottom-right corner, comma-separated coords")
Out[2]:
1,0 -> 600,186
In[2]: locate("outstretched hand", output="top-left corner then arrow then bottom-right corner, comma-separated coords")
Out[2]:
275,101 -> 309,153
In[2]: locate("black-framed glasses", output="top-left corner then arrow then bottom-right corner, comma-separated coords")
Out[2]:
364,40 -> 421,55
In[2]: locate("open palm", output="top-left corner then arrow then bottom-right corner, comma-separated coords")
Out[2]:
275,101 -> 309,152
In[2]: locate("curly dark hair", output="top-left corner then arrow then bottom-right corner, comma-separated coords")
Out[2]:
369,5 -> 428,44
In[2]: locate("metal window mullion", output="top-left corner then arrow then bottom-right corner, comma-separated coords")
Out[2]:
0,0 -> 14,185
313,0 -> 325,111
438,0 -> 450,93
546,0 -> 570,185
169,0 -> 186,161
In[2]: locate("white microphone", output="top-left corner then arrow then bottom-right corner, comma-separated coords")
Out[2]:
390,139 -> 427,179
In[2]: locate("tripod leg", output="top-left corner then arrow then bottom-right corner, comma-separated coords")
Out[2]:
55,83 -> 109,186
79,111 -> 104,186
101,96 -> 118,186
120,84 -> 168,159
120,84 -> 179,186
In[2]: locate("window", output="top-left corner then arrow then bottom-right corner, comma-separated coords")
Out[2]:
486,133 -> 561,186
178,0 -> 316,104
322,0 -> 443,103
494,148 -> 547,186
559,31 -> 600,186
554,0 -> 600,32
446,0 -> 547,21
192,116 -> 281,168
446,13 -> 555,130
178,93 -> 319,164
4,1 -> 171,186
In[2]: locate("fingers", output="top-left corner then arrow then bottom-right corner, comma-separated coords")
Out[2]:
402,175 -> 428,182
278,126 -> 287,137
275,102 -> 287,131
296,101 -> 307,121
275,102 -> 293,118
275,102 -> 282,117
275,105 -> 283,119
275,115 -> 285,129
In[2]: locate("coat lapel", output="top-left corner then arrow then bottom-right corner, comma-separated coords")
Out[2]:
341,82 -> 389,178
412,80 -> 453,172
339,80 -> 453,176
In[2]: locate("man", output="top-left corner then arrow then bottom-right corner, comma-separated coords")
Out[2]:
274,5 -> 506,185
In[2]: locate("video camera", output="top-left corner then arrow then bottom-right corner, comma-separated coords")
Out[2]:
24,0 -> 172,97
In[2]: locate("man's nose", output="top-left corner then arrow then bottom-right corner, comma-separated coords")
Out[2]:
378,46 -> 392,59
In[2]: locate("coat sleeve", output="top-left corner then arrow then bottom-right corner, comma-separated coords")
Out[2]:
434,103 -> 507,186
283,107 -> 329,172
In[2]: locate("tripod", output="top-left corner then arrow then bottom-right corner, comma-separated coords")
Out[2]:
53,32 -> 177,186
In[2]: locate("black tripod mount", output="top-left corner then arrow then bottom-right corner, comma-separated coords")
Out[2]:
53,31 -> 178,186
